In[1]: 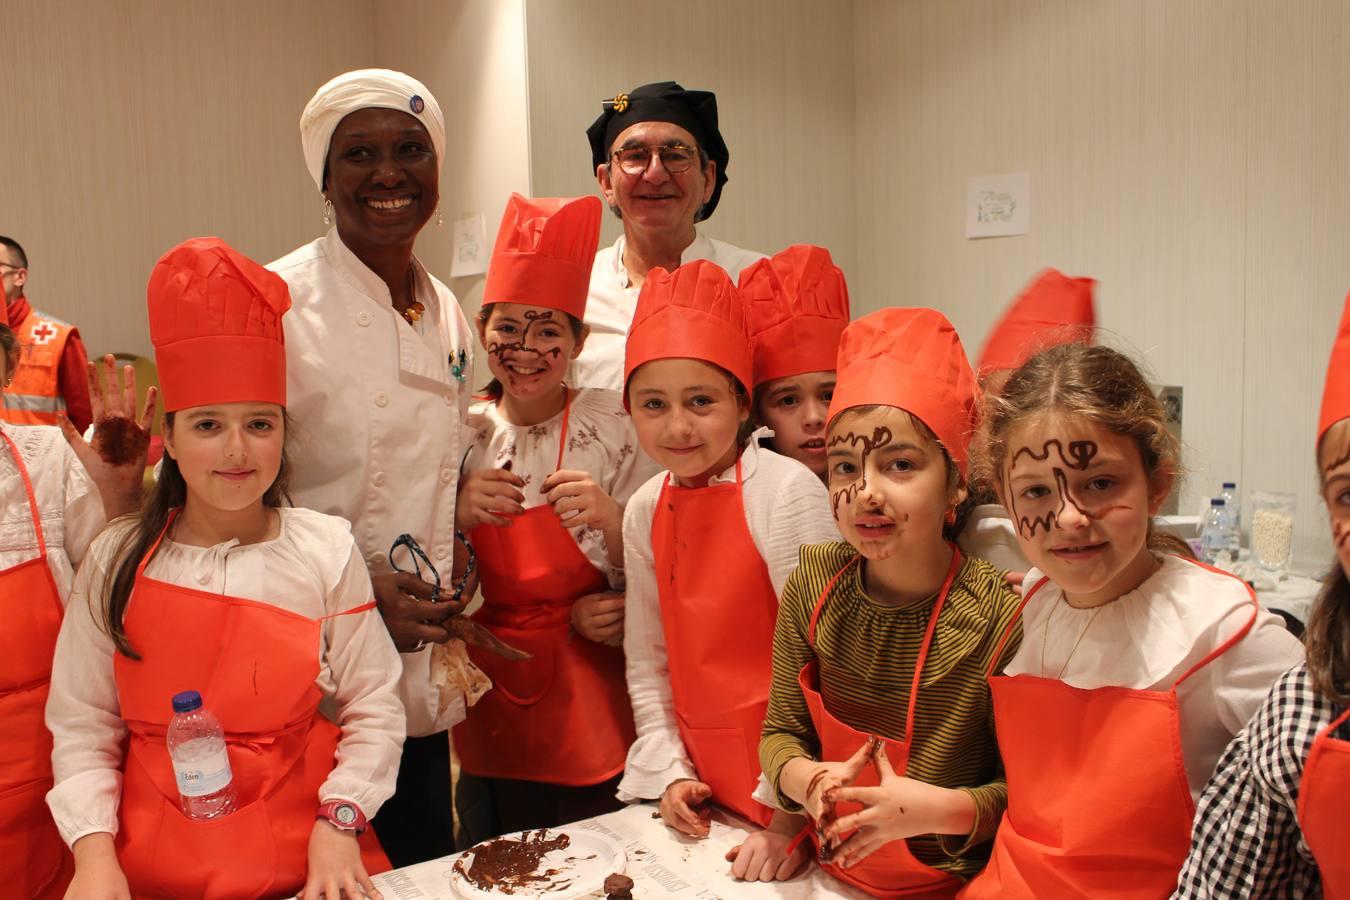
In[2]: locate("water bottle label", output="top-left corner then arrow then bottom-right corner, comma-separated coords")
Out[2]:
172,747 -> 233,797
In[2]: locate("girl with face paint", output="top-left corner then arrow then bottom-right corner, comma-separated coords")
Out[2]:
739,245 -> 850,484
1173,290 -> 1350,899
450,194 -> 658,841
761,307 -> 1023,896
961,343 -> 1305,900
619,260 -> 838,883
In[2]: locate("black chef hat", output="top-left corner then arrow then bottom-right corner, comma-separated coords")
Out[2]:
586,81 -> 730,220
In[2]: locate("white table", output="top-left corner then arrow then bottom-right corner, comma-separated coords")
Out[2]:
369,802 -> 869,899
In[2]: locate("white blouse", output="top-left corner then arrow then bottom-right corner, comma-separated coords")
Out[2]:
572,233 -> 765,392
270,228 -> 476,737
463,387 -> 661,588
1006,555 -> 1306,797
45,507 -> 405,847
619,436 -> 839,802
0,422 -> 104,600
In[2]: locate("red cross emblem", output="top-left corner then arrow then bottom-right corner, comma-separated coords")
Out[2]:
31,322 -> 56,345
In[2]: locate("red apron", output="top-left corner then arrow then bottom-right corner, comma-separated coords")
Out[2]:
1297,704 -> 1350,898
801,548 -> 965,899
651,456 -> 775,827
112,511 -> 390,899
455,390 -> 635,785
0,429 -> 72,899
960,559 -> 1259,900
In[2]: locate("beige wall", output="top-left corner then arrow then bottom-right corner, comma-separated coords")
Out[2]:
853,0 -> 1350,564
375,0 -> 531,324
0,0 -> 376,358
523,0 -> 858,285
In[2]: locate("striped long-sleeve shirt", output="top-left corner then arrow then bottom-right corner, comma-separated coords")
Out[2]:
759,542 -> 1023,880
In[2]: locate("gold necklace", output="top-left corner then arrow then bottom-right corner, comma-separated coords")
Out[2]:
1040,598 -> 1106,680
398,262 -> 424,325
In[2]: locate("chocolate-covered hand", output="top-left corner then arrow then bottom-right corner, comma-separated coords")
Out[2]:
60,355 -> 157,519
660,778 -> 713,838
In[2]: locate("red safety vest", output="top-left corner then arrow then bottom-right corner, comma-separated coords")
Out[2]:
2,309 -> 73,426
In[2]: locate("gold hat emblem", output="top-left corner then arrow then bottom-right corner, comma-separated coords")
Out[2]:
609,92 -> 629,113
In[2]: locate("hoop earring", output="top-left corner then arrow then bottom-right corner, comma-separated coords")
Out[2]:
323,198 -> 333,227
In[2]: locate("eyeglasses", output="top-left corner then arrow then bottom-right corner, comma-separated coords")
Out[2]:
611,143 -> 699,176
0,263 -> 22,274
389,531 -> 477,602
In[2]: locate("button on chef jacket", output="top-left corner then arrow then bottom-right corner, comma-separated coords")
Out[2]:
269,228 -> 475,737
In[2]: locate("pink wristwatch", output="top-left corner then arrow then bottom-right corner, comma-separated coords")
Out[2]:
316,800 -> 368,836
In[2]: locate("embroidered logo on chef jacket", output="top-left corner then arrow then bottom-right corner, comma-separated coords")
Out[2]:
450,348 -> 468,382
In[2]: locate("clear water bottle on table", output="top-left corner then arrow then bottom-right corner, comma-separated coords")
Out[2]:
167,689 -> 236,820
1199,498 -> 1234,567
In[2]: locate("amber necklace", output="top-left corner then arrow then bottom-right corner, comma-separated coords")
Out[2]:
398,262 -> 425,325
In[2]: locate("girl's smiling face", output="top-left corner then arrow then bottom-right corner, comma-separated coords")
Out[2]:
826,405 -> 960,562
627,359 -> 748,487
477,302 -> 584,401
757,371 -> 835,479
164,403 -> 285,515
1319,419 -> 1350,578
1002,412 -> 1170,607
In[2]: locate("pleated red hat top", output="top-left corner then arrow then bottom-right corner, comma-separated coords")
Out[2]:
623,259 -> 752,402
482,193 -> 602,320
977,268 -> 1096,375
148,237 -> 291,413
828,307 -> 978,477
1319,289 -> 1350,445
740,245 -> 851,388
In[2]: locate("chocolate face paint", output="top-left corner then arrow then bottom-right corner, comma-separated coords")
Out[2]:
827,425 -> 893,518
1007,439 -> 1101,539
486,309 -> 564,363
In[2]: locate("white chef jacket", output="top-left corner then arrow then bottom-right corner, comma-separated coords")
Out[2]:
0,422 -> 103,601
269,228 -> 475,737
1007,556 -> 1306,798
571,232 -> 765,392
619,436 -> 839,802
45,508 -> 405,845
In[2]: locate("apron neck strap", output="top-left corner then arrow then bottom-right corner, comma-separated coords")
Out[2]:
986,575 -> 1050,679
137,508 -> 181,577
1169,557 -> 1260,690
554,386 -> 572,471
0,428 -> 46,558
809,544 -> 964,742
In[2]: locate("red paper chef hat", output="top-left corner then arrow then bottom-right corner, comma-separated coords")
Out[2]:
482,194 -> 602,320
977,268 -> 1096,376
740,245 -> 851,388
623,260 -> 752,407
148,238 -> 291,413
828,308 -> 978,477
1319,289 -> 1350,445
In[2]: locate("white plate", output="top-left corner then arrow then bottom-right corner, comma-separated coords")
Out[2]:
449,827 -> 627,899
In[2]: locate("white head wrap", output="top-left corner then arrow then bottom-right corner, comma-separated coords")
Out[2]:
299,68 -> 446,192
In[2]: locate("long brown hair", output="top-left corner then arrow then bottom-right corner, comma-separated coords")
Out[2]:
975,342 -> 1193,559
99,411 -> 292,658
1309,418 -> 1350,701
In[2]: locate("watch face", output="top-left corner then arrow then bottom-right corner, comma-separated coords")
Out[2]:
334,803 -> 358,826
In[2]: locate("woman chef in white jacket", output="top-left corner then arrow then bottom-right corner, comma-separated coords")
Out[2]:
268,68 -> 475,866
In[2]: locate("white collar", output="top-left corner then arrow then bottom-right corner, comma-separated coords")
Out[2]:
610,229 -> 713,289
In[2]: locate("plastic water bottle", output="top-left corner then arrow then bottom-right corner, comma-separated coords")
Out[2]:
167,690 -> 236,820
1221,482 -> 1241,532
1199,499 -> 1233,566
